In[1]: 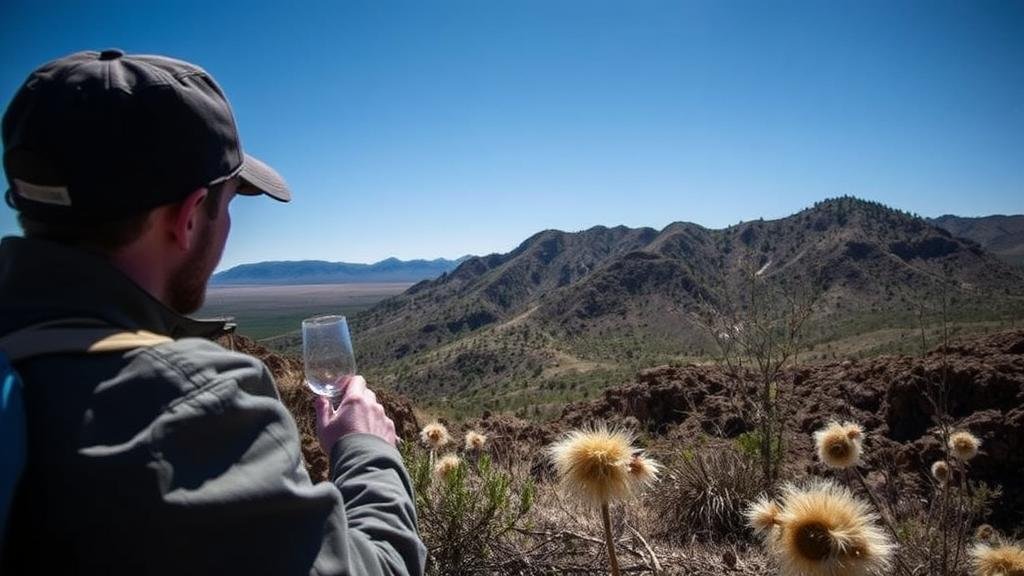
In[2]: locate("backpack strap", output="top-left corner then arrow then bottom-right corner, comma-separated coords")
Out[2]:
0,319 -> 173,363
1,319 -> 172,555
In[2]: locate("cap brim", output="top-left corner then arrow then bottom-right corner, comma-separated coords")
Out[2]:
238,153 -> 291,202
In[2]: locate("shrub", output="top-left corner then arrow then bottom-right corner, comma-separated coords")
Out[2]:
404,447 -> 534,575
650,448 -> 762,543
734,429 -> 783,471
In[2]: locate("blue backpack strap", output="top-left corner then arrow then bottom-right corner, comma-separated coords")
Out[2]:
0,322 -> 172,554
0,353 -> 26,550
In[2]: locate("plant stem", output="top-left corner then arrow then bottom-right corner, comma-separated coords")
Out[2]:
852,469 -> 897,540
626,522 -> 660,575
852,468 -> 912,576
941,444 -> 950,576
601,503 -> 621,576
952,462 -> 967,573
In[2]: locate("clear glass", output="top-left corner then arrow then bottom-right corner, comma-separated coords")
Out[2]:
301,315 -> 357,398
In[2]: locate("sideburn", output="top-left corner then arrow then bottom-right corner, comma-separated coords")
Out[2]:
167,213 -> 217,315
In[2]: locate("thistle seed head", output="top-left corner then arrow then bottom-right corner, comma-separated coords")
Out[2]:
813,421 -> 863,470
548,426 -> 636,507
949,430 -> 981,461
420,422 -> 451,450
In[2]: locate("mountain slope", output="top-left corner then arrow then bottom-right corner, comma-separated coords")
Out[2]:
212,256 -> 471,285
931,214 -> 1024,266
352,198 -> 1024,414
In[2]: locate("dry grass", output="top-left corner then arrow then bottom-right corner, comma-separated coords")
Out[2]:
498,473 -> 770,575
649,449 -> 763,544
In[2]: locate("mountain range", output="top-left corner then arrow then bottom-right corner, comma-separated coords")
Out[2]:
929,214 -> 1024,267
344,197 -> 1024,417
211,256 -> 472,285
211,214 -> 1022,286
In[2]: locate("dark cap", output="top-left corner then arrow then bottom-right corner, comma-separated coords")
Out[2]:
2,50 -> 291,221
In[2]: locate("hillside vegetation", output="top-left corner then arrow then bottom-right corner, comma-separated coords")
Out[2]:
349,197 -> 1024,418
931,214 -> 1024,267
241,327 -> 1024,575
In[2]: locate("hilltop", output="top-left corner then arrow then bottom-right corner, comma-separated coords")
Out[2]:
349,197 -> 1024,416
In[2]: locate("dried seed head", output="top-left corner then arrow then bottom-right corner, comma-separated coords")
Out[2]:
627,454 -> 661,487
433,454 -> 461,479
763,479 -> 894,576
746,496 -> 783,535
931,460 -> 950,484
970,542 -> 1024,576
548,426 -> 635,507
844,422 -> 864,442
420,422 -> 451,450
974,524 -> 995,543
949,430 -> 981,461
464,430 -> 487,452
813,421 -> 863,469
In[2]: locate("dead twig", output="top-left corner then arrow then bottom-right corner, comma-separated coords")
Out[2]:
627,522 -> 662,575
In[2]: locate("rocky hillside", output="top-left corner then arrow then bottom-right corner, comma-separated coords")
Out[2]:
351,197 -> 1024,412
931,214 -> 1024,267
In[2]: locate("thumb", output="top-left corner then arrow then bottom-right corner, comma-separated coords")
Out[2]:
315,395 -> 333,425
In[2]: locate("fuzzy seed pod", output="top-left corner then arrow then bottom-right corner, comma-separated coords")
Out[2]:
931,460 -> 950,485
757,479 -> 894,576
420,422 -> 451,451
627,454 -> 661,487
844,422 -> 864,443
746,496 -> 783,536
970,542 -> 1024,576
433,454 -> 461,479
548,426 -> 636,507
813,421 -> 863,470
464,430 -> 487,452
974,524 -> 995,543
949,430 -> 981,461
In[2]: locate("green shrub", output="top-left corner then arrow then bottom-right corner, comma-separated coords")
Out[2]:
734,429 -> 784,472
403,447 -> 534,575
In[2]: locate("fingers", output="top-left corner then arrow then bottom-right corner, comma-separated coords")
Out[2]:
315,395 -> 333,424
343,375 -> 367,399
315,375 -> 397,448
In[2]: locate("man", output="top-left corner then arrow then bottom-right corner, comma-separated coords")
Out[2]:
0,50 -> 425,574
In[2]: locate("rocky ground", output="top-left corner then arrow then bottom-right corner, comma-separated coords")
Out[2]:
558,329 -> 1024,528
232,327 -> 1024,572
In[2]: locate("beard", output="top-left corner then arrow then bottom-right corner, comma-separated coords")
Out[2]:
166,217 -> 217,315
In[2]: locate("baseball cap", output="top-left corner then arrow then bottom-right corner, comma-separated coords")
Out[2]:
2,49 -> 291,221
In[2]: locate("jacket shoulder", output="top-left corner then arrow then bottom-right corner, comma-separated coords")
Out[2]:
129,337 -> 280,400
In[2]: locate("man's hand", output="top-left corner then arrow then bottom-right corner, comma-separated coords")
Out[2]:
315,375 -> 397,453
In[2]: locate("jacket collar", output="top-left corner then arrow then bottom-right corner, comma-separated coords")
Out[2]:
0,236 -> 233,339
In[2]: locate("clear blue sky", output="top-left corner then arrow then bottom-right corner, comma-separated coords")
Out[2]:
2,0 -> 1022,270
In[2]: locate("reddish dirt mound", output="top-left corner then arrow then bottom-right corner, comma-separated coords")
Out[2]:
462,412 -> 560,469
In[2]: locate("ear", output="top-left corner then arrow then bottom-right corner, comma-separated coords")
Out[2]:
168,187 -> 209,252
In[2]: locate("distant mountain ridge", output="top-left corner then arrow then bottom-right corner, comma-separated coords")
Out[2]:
930,214 -> 1024,267
212,256 -> 472,285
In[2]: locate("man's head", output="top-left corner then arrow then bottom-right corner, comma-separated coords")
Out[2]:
2,49 -> 291,313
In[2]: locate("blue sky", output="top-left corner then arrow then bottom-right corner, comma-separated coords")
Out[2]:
2,0 -> 1022,269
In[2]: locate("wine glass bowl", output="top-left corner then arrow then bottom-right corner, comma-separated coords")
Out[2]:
301,315 -> 357,398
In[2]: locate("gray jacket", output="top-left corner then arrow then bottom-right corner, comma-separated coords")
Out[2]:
0,236 -> 426,575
